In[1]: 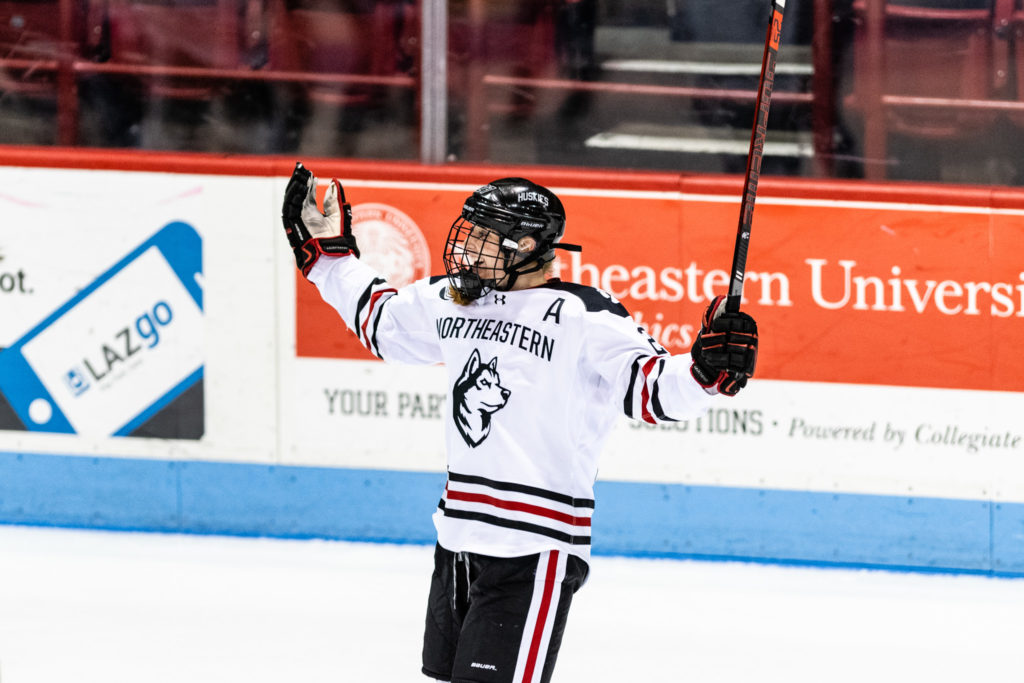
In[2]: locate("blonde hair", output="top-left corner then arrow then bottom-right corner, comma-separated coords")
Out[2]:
449,285 -> 475,306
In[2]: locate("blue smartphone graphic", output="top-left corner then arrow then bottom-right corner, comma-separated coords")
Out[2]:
0,222 -> 203,438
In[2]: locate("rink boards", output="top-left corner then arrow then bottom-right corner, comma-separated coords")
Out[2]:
1,152 -> 1023,575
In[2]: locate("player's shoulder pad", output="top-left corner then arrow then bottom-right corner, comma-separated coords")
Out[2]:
426,274 -> 456,302
541,281 -> 630,318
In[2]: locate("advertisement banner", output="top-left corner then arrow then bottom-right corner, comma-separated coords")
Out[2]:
0,171 -> 206,440
0,222 -> 203,437
290,175 -> 1024,500
1,160 -> 1021,503
0,166 -> 279,460
298,181 -> 1024,391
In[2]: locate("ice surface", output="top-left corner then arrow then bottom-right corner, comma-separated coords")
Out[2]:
0,524 -> 1021,683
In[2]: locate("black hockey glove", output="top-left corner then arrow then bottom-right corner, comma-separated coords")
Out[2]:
690,295 -> 758,396
281,161 -> 359,276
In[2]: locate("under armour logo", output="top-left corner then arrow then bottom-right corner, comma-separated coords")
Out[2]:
494,294 -> 507,305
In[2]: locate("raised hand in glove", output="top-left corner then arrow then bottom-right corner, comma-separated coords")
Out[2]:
690,295 -> 758,396
281,162 -> 359,276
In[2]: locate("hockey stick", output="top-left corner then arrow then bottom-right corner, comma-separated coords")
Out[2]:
726,0 -> 786,314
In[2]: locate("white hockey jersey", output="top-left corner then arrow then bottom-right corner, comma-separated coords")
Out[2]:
307,254 -> 715,564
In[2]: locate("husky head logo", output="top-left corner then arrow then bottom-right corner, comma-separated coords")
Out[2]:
452,349 -> 510,447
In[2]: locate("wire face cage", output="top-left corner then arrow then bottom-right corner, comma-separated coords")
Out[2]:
442,216 -> 518,300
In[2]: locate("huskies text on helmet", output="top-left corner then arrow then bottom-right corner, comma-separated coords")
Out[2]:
443,177 -> 580,300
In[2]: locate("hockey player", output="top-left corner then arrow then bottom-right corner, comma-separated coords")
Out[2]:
281,163 -> 758,683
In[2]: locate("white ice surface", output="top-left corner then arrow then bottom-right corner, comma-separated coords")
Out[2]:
0,524 -> 1022,683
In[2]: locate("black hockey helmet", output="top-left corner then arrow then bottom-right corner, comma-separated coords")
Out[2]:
443,177 -> 581,300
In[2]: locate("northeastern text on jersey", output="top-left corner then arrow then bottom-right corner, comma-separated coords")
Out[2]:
435,316 -> 555,362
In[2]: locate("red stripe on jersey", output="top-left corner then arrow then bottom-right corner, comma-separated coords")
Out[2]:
639,356 -> 660,424
359,288 -> 397,346
521,551 -> 559,683
445,490 -> 592,527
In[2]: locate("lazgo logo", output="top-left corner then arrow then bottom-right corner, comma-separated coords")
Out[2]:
64,300 -> 175,397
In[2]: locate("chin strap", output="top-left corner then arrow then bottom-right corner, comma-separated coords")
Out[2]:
510,241 -> 582,276
496,242 -> 583,293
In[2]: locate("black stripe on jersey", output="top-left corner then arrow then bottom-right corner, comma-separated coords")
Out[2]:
623,356 -> 642,419
438,501 -> 592,546
541,281 -> 630,317
368,294 -> 392,360
353,277 -> 387,342
649,358 -> 677,422
428,274 -> 448,285
448,471 -> 595,509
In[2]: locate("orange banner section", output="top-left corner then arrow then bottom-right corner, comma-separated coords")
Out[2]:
1,147 -> 1020,392
295,169 -> 1024,393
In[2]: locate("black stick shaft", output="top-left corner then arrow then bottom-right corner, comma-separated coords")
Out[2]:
727,0 -> 786,313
